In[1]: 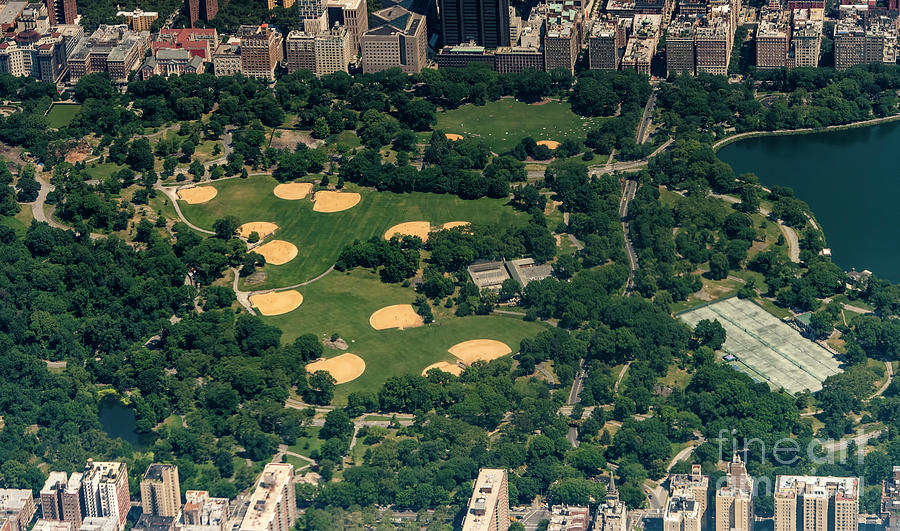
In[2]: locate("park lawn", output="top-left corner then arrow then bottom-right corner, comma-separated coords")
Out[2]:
84,162 -> 126,181
287,426 -> 324,458
179,176 -> 527,289
45,103 -> 82,128
2,207 -> 33,237
194,140 -> 222,163
265,269 -> 550,403
435,99 -> 603,153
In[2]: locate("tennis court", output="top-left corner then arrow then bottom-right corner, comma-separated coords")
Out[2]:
679,298 -> 842,394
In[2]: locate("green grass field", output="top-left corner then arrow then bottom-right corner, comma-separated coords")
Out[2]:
266,269 -> 550,402
435,99 -> 603,153
84,162 -> 126,181
179,176 -> 527,290
45,103 -> 82,128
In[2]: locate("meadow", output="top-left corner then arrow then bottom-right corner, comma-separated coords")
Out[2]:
45,103 -> 83,128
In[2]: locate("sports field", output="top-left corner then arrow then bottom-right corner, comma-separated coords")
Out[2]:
45,103 -> 82,128
435,99 -> 603,153
265,269 -> 549,402
679,297 -> 842,394
179,175 -> 526,290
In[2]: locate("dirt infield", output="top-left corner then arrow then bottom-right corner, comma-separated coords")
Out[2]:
273,182 -> 314,200
249,290 -> 303,316
306,353 -> 366,384
537,140 -> 561,149
445,133 -> 464,141
177,186 -> 218,204
237,222 -> 278,239
448,339 -> 512,364
313,191 -> 361,213
369,304 -> 425,330
422,361 -> 464,376
253,240 -> 298,265
442,221 -> 470,230
383,221 -> 431,241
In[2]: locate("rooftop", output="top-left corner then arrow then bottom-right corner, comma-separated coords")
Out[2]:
776,475 -> 859,500
239,464 -> 293,531
462,469 -> 506,531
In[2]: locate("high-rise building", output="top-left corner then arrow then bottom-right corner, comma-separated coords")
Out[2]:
326,0 -> 368,50
756,9 -> 789,69
774,475 -> 859,531
238,24 -> 283,81
67,24 -> 150,83
285,31 -> 317,73
664,490 -> 701,531
595,477 -> 627,531
41,472 -> 69,522
439,0 -> 511,48
884,467 -> 900,531
297,0 -> 326,22
588,20 -> 623,70
267,0 -> 295,9
694,13 -> 731,75
239,464 -> 296,531
0,490 -> 36,531
116,8 -> 158,31
462,469 -> 509,531
181,491 -> 228,531
715,455 -> 753,531
81,461 -> 130,531
669,465 -> 709,527
621,14 -> 661,75
666,17 -> 696,75
213,38 -> 241,76
187,0 -> 218,26
32,520 -> 71,531
44,0 -> 76,26
140,464 -> 181,518
361,7 -> 427,73
834,12 -> 896,70
315,25 -> 353,74
544,5 -> 582,74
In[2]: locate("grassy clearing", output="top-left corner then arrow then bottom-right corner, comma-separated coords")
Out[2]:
266,269 -> 549,402
84,162 -> 126,181
179,176 -> 526,289
2,207 -> 33,237
46,103 -> 82,128
435,99 -> 603,153
287,426 -> 324,457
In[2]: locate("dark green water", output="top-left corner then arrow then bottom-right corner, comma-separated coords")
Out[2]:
98,394 -> 155,447
718,121 -> 900,281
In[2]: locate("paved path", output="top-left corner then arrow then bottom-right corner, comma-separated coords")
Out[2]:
614,361 -> 631,394
636,91 -> 657,144
155,184 -> 215,235
619,179 -> 639,294
871,361 -> 893,399
711,192 -> 800,263
667,439 -> 704,472
710,114 -> 900,151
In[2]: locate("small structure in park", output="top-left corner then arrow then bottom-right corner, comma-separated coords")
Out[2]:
467,258 -> 552,290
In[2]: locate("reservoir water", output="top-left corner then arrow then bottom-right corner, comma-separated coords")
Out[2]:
717,121 -> 900,281
98,394 -> 155,447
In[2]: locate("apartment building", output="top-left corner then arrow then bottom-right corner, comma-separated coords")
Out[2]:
140,464 -> 181,518
45,0 -> 76,25
833,12 -> 896,69
187,0 -> 217,26
116,8 -> 157,31
152,28 -> 218,60
694,12 -> 731,75
297,0 -> 325,22
0,31 -> 66,83
315,25 -> 353,74
212,40 -> 241,76
462,469 -> 509,531
325,0 -> 367,49
32,521 -> 71,531
669,465 -> 709,525
756,8 -> 789,68
884,467 -> 900,531
547,505 -> 589,530
666,17 -> 696,75
664,491 -> 701,531
790,9 -> 822,67
774,475 -> 859,531
361,7 -> 426,73
238,24 -> 282,81
266,0 -> 295,8
285,30 -> 316,72
0,490 -> 36,531
439,0 -> 511,48
81,461 -> 130,531
182,491 -> 228,531
715,455 -> 753,531
621,14 -> 661,74
589,19 -> 626,70
40,472 -> 83,529
79,518 -> 117,531
239,464 -> 296,531
67,24 -> 149,83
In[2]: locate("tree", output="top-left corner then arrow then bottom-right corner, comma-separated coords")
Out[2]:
126,138 -> 154,171
212,216 -> 239,239
305,371 -> 336,405
313,117 -> 330,139
808,312 -> 834,339
189,160 -> 205,179
709,252 -> 729,280
693,319 -> 726,350
320,409 -> 353,441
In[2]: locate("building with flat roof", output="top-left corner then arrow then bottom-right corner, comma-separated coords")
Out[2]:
547,505 -> 589,530
589,19 -> 624,70
883,467 -> 900,531
238,24 -> 282,81
187,0 -> 217,26
32,520 -> 72,531
439,0 -> 510,48
664,493 -> 701,531
267,0 -> 295,8
361,6 -> 427,73
285,30 -> 316,73
715,455 -> 753,531
0,490 -> 36,531
462,469 -> 509,531
239,464 -> 296,531
79,517 -> 117,531
774,475 -> 859,531
133,516 -> 175,531
213,40 -> 241,76
834,11 -> 895,69
45,0 -> 76,25
790,9 -> 822,67
666,17 -> 697,75
81,461 -> 130,531
669,465 -> 709,525
297,0 -> 326,22
67,25 -> 149,83
152,28 -> 217,60
314,24 -> 353,75
140,464 -> 181,518
326,0 -> 368,50
621,15 -> 661,75
757,9 -> 790,69
116,8 -> 157,31
41,472 -> 84,529
182,491 -> 228,531
694,12 -> 731,75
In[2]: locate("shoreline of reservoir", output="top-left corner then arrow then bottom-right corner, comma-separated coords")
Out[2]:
711,113 -> 900,152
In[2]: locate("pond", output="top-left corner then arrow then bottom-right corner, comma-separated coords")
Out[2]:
717,121 -> 900,281
98,394 -> 155,447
